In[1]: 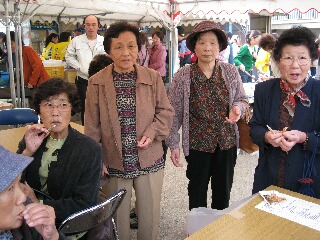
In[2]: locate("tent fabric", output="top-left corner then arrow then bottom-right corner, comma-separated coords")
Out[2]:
174,0 -> 320,15
0,0 -> 171,28
1,0 -> 319,28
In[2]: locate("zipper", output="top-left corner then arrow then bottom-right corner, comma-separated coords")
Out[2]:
103,88 -> 122,161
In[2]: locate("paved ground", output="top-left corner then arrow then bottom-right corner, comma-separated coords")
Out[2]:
130,150 -> 259,240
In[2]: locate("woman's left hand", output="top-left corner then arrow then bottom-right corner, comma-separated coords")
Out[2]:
22,182 -> 39,204
137,136 -> 152,149
225,106 -> 241,124
279,130 -> 306,152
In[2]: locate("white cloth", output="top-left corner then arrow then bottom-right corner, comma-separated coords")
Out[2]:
65,34 -> 105,80
217,45 -> 230,63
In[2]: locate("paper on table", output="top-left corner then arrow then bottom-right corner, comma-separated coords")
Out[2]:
256,191 -> 320,231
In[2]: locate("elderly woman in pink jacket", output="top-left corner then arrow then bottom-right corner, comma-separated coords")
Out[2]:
148,31 -> 167,84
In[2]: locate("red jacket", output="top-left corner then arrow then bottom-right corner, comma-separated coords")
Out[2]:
23,46 -> 50,87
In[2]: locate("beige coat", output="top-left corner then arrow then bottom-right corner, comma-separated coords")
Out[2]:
85,64 -> 174,171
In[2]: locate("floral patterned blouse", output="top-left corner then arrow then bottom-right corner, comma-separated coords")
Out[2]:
189,63 -> 236,153
108,70 -> 165,178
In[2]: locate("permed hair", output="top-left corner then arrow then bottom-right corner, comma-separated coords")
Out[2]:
139,32 -> 147,45
33,78 -> 80,116
103,21 -> 141,54
259,33 -> 277,52
88,54 -> 113,77
273,26 -> 318,62
152,31 -> 164,42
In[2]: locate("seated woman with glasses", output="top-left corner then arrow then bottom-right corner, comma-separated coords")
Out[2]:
17,78 -> 102,231
249,26 -> 320,198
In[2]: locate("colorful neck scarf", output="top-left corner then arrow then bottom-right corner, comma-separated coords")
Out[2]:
0,231 -> 13,240
280,78 -> 311,117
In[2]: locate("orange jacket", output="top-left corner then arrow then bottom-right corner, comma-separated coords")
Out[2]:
23,46 -> 50,87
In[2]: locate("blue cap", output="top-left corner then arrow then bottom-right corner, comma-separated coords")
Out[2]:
0,145 -> 33,192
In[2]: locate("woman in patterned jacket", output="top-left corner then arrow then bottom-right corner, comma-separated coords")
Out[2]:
166,20 -> 249,211
85,21 -> 174,240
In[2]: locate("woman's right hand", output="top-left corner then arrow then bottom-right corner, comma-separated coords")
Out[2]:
23,203 -> 59,240
170,148 -> 183,167
23,125 -> 49,156
239,64 -> 245,72
101,163 -> 109,178
264,131 -> 283,147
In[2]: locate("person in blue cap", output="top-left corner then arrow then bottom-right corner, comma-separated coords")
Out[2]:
177,26 -> 192,67
0,145 -> 67,240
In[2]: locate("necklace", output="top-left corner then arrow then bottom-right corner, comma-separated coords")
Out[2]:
49,135 -> 66,141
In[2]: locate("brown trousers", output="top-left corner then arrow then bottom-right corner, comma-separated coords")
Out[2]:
101,169 -> 164,240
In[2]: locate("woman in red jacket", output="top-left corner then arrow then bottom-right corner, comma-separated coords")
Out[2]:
6,31 -> 49,89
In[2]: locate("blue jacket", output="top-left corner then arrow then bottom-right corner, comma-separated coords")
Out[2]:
249,78 -> 320,197
178,38 -> 191,67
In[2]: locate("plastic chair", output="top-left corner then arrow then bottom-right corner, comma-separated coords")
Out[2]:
0,108 -> 40,125
59,188 -> 127,240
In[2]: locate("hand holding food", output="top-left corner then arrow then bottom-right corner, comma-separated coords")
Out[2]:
23,124 -> 55,156
280,130 -> 307,152
265,126 -> 283,147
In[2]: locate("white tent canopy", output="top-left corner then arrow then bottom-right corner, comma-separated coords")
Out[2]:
0,0 -> 171,28
174,0 -> 320,16
2,0 -> 320,108
0,0 -> 319,30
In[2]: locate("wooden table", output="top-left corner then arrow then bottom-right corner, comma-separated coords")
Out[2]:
186,186 -> 320,240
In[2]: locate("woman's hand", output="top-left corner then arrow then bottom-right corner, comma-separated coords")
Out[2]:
23,125 -> 50,156
170,148 -> 183,167
239,64 -> 245,72
264,131 -> 283,147
279,130 -> 306,152
225,106 -> 241,124
22,182 -> 39,204
23,203 -> 59,240
27,83 -> 34,89
137,136 -> 152,149
101,163 -> 109,178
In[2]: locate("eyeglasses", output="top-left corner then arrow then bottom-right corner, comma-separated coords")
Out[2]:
281,56 -> 311,66
40,102 -> 71,112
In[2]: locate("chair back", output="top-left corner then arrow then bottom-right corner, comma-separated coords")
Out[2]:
58,189 -> 126,235
0,108 -> 39,125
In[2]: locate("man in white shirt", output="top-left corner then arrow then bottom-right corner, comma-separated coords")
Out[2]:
65,15 -> 106,125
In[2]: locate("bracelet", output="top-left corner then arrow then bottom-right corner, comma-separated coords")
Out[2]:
302,132 -> 309,150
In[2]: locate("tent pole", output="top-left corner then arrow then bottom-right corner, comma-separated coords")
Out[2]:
5,0 -> 17,108
168,0 -> 175,84
13,25 -> 21,107
15,1 -> 26,108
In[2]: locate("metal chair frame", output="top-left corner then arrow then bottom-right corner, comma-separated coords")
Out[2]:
58,189 -> 127,240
